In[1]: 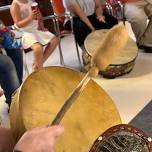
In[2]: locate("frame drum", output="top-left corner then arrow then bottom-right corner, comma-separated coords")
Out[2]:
83,29 -> 138,78
10,66 -> 121,151
89,124 -> 152,152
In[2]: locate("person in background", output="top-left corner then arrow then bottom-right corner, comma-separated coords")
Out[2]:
63,0 -> 118,47
123,0 -> 152,52
0,125 -> 64,152
0,20 -> 23,107
10,0 -> 58,71
0,20 -> 21,50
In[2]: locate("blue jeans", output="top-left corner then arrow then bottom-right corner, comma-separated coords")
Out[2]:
0,49 -> 23,106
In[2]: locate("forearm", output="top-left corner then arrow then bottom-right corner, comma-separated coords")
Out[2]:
37,9 -> 45,30
95,0 -> 103,18
95,6 -> 103,18
69,4 -> 95,31
14,17 -> 33,28
79,14 -> 95,31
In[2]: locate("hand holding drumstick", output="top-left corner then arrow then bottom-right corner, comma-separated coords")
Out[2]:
51,23 -> 129,126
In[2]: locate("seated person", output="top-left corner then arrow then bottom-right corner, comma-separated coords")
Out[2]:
63,0 -> 118,47
0,23 -> 23,107
123,0 -> 152,52
10,0 -> 59,71
0,20 -> 21,50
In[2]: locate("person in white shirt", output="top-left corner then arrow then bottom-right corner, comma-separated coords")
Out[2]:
63,0 -> 118,47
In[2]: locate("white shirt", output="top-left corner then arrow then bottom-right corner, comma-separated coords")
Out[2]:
63,0 -> 96,17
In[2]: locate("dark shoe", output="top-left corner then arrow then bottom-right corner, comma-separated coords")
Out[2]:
137,45 -> 144,49
142,46 -> 152,53
137,44 -> 152,53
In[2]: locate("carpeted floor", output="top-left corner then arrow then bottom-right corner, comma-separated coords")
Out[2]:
129,100 -> 152,137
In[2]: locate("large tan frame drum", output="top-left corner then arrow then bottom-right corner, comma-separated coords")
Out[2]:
10,66 -> 121,151
83,29 -> 138,78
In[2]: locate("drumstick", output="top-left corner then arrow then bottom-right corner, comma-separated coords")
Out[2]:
50,23 -> 128,126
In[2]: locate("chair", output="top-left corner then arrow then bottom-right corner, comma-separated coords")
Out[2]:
50,0 -> 83,69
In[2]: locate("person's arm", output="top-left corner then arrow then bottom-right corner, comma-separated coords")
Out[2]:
37,9 -> 48,31
0,127 -> 15,151
95,0 -> 105,22
10,2 -> 35,28
13,125 -> 64,152
68,2 -> 95,31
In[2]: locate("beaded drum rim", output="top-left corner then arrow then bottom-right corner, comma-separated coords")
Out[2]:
89,124 -> 152,152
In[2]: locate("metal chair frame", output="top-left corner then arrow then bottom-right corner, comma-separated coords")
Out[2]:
50,0 -> 83,69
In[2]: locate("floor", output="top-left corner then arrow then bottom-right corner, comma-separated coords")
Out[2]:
0,22 -> 152,127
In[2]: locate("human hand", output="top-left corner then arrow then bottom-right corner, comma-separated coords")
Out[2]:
90,26 -> 96,32
97,15 -> 106,23
14,125 -> 64,152
38,26 -> 48,32
30,9 -> 39,20
10,31 -> 15,39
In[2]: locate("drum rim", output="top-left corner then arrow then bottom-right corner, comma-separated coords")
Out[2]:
89,124 -> 152,152
108,55 -> 138,66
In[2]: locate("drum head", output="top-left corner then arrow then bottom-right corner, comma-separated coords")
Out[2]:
84,29 -> 138,65
10,66 -> 121,151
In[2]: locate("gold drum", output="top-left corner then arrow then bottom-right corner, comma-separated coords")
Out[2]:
10,66 -> 121,151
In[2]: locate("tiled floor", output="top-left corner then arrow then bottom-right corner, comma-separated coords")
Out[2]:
0,22 -> 152,127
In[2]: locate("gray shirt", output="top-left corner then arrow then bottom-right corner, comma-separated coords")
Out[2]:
63,0 -> 96,17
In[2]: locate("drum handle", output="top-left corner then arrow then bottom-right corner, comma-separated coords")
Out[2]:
50,71 -> 90,126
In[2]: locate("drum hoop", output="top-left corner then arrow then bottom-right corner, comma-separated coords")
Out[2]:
109,55 -> 138,66
89,124 -> 152,152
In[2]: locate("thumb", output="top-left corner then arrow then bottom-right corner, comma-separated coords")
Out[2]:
48,125 -> 64,137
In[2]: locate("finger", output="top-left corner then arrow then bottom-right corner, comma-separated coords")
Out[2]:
100,17 -> 105,23
48,125 -> 64,137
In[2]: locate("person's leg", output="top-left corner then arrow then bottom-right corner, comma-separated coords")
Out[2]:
43,36 -> 58,63
89,13 -> 118,30
138,3 -> 152,50
124,0 -> 148,43
103,12 -> 118,28
0,54 -> 20,106
72,18 -> 91,47
0,127 -> 15,151
5,49 -> 23,84
30,43 -> 43,71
